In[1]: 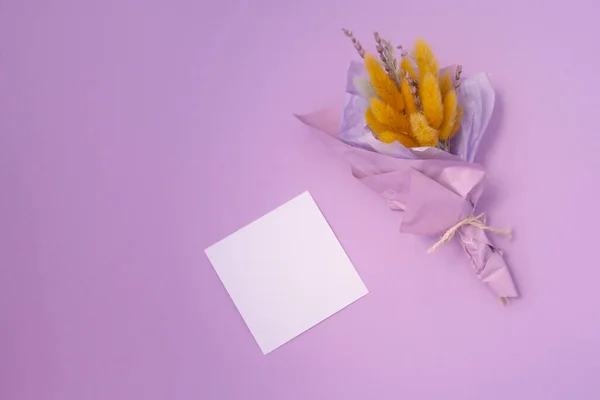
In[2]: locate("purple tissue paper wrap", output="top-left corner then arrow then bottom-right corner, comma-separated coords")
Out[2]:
296,62 -> 518,299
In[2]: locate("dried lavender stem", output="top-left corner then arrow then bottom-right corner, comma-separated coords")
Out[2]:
373,32 -> 401,88
397,45 -> 407,57
373,32 -> 387,66
402,70 -> 421,111
454,64 -> 463,89
342,28 -> 365,58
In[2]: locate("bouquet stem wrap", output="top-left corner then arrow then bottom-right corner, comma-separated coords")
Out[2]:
296,63 -> 518,299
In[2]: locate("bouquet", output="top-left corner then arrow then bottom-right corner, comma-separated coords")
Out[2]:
297,31 -> 518,304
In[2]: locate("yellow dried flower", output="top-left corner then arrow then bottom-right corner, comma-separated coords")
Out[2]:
440,70 -> 453,97
409,113 -> 438,147
375,131 -> 396,143
365,107 -> 390,137
414,39 -> 439,79
370,98 -> 410,133
364,53 -> 404,112
419,72 -> 443,129
401,79 -> 418,115
401,56 -> 416,79
438,90 -> 458,140
450,106 -> 463,138
391,132 -> 418,148
375,131 -> 418,147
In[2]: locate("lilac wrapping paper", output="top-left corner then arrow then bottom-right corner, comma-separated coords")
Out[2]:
296,63 -> 518,299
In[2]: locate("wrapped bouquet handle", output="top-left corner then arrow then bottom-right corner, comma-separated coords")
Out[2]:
387,168 -> 519,301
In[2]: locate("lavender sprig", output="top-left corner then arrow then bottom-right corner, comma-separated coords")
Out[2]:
402,70 -> 421,111
374,32 -> 401,88
454,65 -> 463,89
342,29 -> 365,58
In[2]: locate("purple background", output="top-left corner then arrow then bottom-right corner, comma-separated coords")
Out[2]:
1,1 -> 599,399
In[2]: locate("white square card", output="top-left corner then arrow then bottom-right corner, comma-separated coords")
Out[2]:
205,191 -> 368,354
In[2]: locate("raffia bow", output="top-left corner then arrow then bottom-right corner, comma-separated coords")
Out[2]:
428,212 -> 512,254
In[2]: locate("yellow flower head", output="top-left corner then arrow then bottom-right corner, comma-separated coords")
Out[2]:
419,72 -> 443,129
439,90 -> 458,140
409,113 -> 438,147
414,39 -> 439,79
439,70 -> 453,97
450,106 -> 463,138
370,98 -> 410,133
364,53 -> 404,112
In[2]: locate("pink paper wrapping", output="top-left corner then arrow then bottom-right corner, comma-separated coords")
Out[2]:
296,63 -> 518,299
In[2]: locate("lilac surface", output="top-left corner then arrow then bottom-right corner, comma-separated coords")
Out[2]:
2,1 -> 600,399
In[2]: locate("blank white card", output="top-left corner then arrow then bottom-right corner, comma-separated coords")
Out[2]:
205,191 -> 368,354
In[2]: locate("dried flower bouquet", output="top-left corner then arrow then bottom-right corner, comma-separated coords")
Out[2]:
297,31 -> 518,303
